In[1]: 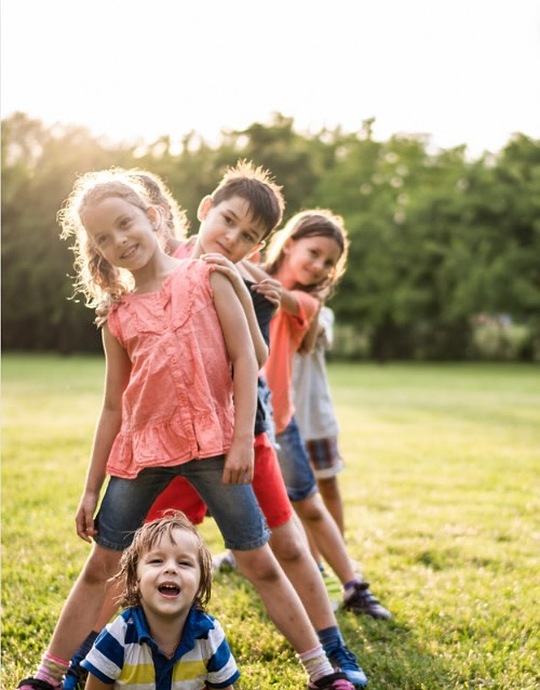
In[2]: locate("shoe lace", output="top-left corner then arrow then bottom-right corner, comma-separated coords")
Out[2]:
329,644 -> 359,670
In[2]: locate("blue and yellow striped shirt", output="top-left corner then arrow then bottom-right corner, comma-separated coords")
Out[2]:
81,606 -> 240,689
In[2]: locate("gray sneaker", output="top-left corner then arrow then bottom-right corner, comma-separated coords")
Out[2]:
212,550 -> 237,573
343,581 -> 392,619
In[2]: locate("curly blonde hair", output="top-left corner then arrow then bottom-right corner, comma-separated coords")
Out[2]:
57,168 -> 169,308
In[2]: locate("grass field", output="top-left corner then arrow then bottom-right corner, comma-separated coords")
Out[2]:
2,354 -> 539,689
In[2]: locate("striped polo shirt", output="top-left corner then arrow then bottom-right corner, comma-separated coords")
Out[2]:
81,606 -> 240,689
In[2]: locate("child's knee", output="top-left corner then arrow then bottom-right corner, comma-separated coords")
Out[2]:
270,532 -> 304,564
81,547 -> 122,584
234,546 -> 281,583
294,497 -> 325,523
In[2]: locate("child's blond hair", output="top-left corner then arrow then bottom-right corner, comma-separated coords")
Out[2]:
58,168 -> 163,307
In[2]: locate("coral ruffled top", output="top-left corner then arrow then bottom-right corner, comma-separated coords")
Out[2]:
106,260 -> 234,479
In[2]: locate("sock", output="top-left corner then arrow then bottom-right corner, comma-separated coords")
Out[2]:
298,644 -> 335,681
70,630 -> 98,666
317,625 -> 345,653
35,651 -> 70,687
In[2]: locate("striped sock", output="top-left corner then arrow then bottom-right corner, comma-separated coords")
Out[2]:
298,645 -> 335,682
35,652 -> 70,687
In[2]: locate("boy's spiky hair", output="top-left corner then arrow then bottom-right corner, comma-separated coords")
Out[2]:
211,159 -> 285,240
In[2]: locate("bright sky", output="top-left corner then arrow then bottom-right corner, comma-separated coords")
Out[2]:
2,0 -> 539,158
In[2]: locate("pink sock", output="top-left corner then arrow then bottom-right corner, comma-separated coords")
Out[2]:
34,652 -> 70,687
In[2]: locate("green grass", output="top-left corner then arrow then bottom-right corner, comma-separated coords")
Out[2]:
2,355 -> 540,689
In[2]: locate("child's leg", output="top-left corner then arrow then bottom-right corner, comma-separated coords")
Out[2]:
269,516 -> 337,631
305,437 -> 346,535
233,544 -> 323,652
274,419 -> 357,584
63,576 -> 123,690
249,436 -> 336,630
182,457 -> 351,686
293,493 -> 356,584
275,418 -> 391,619
19,544 -> 122,689
317,476 -> 344,533
20,469 -> 177,690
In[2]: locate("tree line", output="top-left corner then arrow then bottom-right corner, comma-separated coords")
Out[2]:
2,111 -> 539,360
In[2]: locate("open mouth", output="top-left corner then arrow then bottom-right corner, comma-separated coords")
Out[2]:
158,583 -> 181,596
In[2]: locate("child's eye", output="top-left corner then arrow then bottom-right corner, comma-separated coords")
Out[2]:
242,231 -> 256,243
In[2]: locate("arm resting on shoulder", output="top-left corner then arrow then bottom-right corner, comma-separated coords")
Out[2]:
211,272 -> 258,484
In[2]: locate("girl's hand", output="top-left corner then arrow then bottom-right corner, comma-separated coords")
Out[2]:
222,440 -> 255,485
251,278 -> 282,311
75,490 -> 100,543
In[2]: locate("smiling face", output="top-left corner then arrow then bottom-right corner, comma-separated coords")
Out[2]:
280,234 -> 342,289
82,195 -> 160,272
195,195 -> 267,263
136,527 -> 202,623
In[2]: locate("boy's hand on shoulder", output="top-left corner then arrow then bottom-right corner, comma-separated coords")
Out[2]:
202,253 -> 247,291
251,277 -> 282,311
201,253 -> 239,276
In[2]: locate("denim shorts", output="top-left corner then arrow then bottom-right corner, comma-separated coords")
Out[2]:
275,416 -> 318,502
94,455 -> 270,552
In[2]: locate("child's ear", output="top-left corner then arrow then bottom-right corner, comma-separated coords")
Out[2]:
246,240 -> 266,261
283,238 -> 294,254
197,196 -> 214,221
147,206 -> 161,229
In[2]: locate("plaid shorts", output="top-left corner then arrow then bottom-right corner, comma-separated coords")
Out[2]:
304,436 -> 344,479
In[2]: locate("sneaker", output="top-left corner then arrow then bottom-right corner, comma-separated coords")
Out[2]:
63,663 -> 88,690
342,581 -> 392,619
307,671 -> 356,690
212,550 -> 237,573
326,643 -> 368,688
17,679 -> 60,690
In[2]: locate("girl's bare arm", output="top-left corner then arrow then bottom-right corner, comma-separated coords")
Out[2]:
241,259 -> 304,315
202,253 -> 268,366
298,300 -> 323,355
75,326 -> 131,542
211,271 -> 258,484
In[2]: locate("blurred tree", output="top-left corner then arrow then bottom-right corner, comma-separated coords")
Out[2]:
2,112 -> 539,359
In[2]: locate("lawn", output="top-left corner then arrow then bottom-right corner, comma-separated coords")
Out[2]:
2,354 -> 539,689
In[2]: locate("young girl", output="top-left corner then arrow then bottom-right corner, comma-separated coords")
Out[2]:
82,511 -> 240,689
246,209 -> 391,620
18,170 -> 354,690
